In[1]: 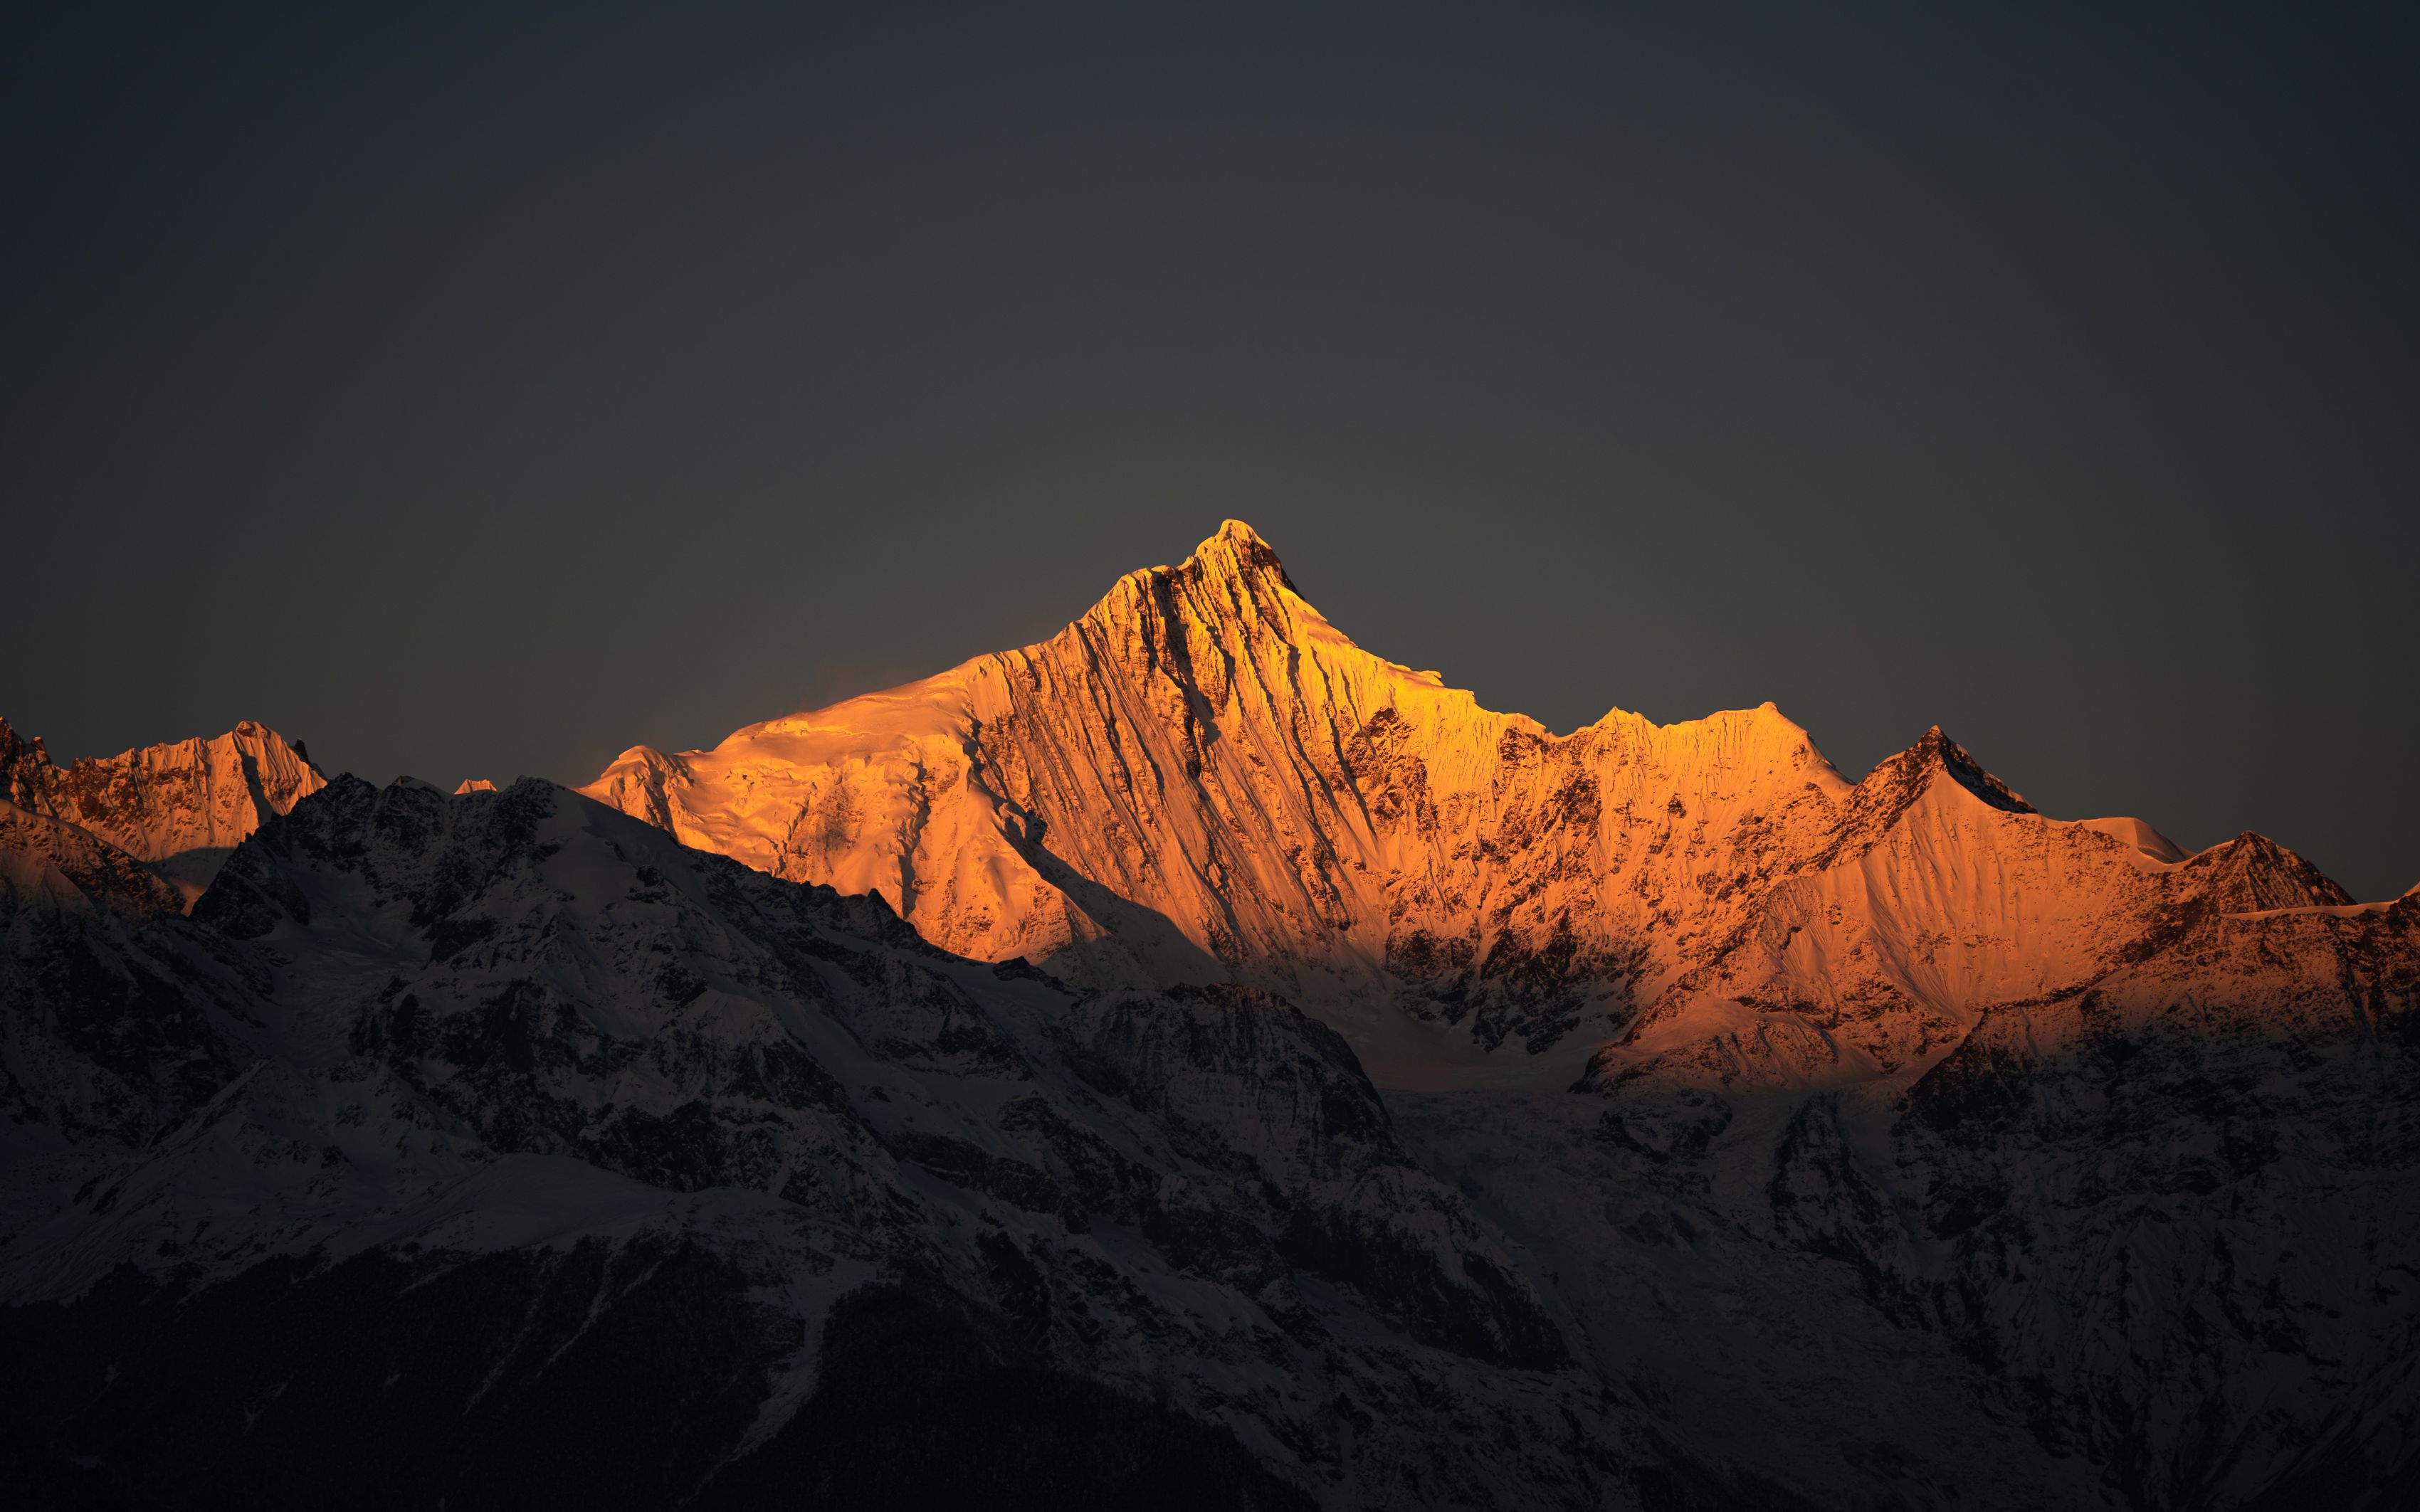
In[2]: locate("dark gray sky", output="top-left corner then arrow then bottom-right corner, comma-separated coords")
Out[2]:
8,4 -> 2416,897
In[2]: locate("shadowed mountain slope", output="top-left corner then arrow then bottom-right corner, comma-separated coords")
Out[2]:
2,776 -> 1735,1511
1,717 -> 325,894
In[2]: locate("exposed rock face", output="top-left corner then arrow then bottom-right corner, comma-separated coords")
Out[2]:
1403,885 -> 2420,1511
0,800 -> 191,924
0,717 -> 324,887
1885,894 -> 2420,1506
1584,731 -> 2357,1096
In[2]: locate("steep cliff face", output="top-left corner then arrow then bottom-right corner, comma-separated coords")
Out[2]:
583,523 -> 1862,1071
0,717 -> 325,887
582,524 -> 2347,1095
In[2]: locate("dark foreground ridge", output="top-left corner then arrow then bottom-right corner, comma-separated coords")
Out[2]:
0,775 -> 1732,1511
0,1244 -> 1313,1512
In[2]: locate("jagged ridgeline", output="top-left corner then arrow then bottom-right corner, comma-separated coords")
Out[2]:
1,716 -> 323,899
579,522 -> 2392,1100
4,522 -> 2417,1509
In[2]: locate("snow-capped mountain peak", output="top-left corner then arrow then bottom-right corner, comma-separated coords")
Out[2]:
581,523 -> 2308,1097
0,715 -> 325,888
7,529 -> 2417,1509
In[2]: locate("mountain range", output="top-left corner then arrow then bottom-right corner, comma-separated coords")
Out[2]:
4,523 -> 2415,1508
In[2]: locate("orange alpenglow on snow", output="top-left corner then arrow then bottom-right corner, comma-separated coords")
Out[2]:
0,716 -> 326,894
582,521 -> 2389,1091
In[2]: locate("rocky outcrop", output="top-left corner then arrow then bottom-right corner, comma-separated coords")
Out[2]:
0,716 -> 324,887
0,799 -> 251,1247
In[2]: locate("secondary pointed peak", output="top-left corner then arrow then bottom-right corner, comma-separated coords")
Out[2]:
2184,830 -> 2355,909
0,717 -> 48,801
1898,726 -> 2034,814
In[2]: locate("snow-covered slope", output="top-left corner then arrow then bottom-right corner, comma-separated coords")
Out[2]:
0,716 -> 325,888
0,798 -> 243,1249
1582,730 -> 2355,1095
1,777 -> 1726,1511
1401,882 -> 2420,1510
0,799 -> 189,924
